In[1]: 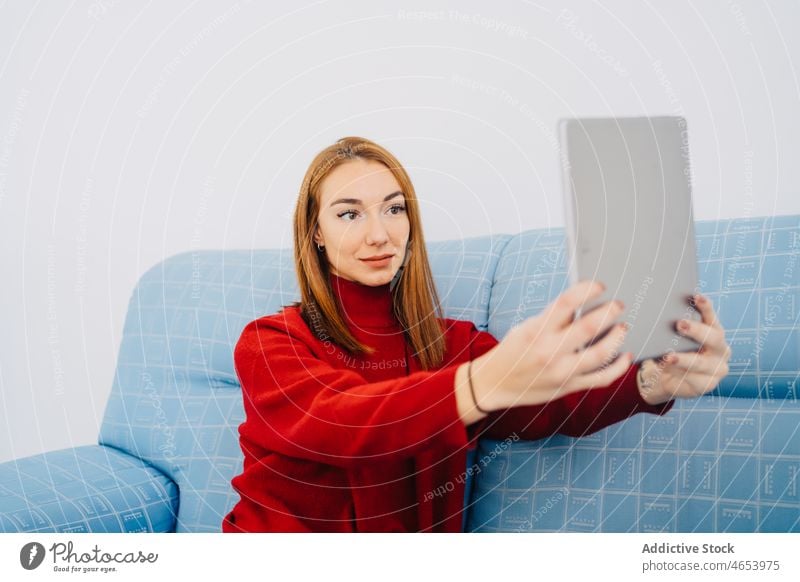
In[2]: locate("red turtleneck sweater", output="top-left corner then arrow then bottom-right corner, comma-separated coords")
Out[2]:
222,273 -> 673,533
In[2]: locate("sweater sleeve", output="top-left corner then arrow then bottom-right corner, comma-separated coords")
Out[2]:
234,317 -> 467,468
464,322 -> 675,441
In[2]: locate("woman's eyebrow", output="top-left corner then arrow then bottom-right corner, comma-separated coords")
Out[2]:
329,191 -> 404,207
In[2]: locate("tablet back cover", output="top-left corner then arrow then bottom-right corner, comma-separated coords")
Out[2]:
559,116 -> 701,362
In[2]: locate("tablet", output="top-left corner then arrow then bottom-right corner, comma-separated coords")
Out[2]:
558,116 -> 701,363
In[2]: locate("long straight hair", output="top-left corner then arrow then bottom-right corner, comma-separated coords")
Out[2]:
291,136 -> 447,370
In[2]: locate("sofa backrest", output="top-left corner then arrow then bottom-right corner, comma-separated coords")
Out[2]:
98,236 -> 509,532
467,214 -> 800,532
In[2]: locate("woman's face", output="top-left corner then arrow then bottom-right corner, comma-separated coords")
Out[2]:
314,159 -> 410,287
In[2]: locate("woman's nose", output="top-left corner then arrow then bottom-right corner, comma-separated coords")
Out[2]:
364,213 -> 390,246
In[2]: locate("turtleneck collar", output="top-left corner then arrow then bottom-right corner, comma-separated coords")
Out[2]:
329,272 -> 398,329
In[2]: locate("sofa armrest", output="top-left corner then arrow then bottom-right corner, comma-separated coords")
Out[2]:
0,444 -> 179,532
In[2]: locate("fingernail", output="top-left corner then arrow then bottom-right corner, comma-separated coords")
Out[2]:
696,295 -> 706,305
620,322 -> 630,332
615,300 -> 625,310
678,320 -> 690,331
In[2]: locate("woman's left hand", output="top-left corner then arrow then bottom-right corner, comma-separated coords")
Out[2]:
638,294 -> 732,405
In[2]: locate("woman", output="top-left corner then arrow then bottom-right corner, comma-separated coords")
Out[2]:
222,136 -> 731,533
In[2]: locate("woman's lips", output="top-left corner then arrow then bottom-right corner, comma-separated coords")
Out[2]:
360,255 -> 394,267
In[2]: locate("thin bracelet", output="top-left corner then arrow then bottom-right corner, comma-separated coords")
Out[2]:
467,360 -> 490,414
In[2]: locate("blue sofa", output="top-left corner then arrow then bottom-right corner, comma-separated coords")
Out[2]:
1,214 -> 798,532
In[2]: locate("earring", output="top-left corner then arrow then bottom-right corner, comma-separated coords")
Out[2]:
316,242 -> 324,252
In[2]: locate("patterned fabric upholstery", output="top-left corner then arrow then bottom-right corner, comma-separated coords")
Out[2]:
0,445 -> 177,532
98,250 -> 296,532
466,215 -> 800,532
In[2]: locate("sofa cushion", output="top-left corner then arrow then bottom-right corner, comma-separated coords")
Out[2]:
488,216 -> 800,398
467,397 -> 800,532
427,234 -> 512,329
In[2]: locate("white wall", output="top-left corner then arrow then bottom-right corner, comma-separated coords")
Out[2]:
1,0 -> 798,463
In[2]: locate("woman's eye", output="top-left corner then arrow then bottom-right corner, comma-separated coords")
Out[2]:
337,209 -> 359,221
388,204 -> 406,215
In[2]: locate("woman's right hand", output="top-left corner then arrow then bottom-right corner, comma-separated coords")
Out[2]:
471,280 -> 632,412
